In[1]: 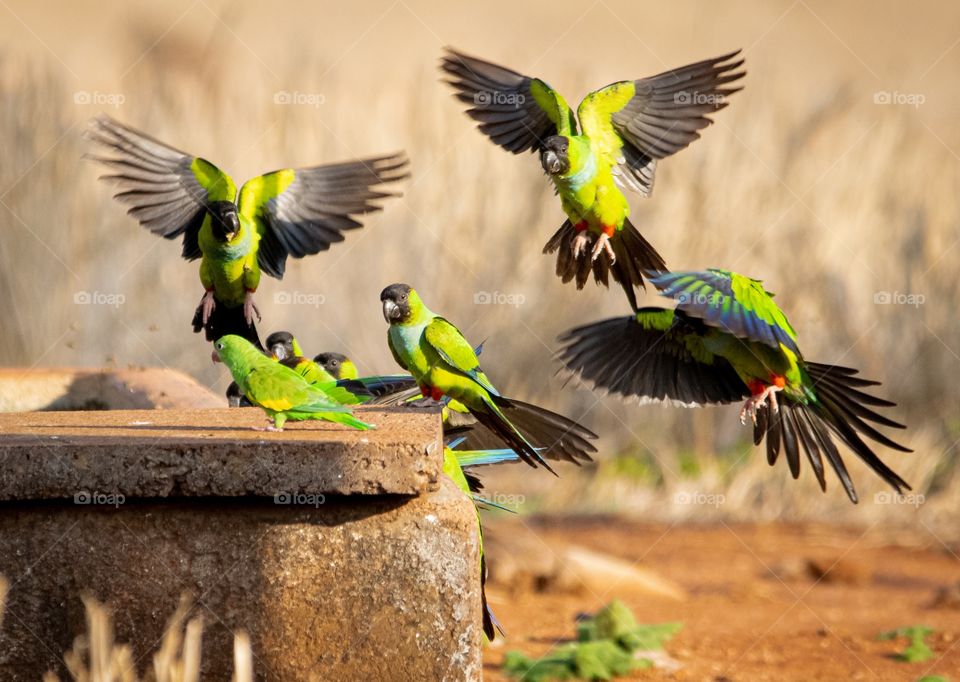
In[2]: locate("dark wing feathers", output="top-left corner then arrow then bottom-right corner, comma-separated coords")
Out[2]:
611,50 -> 744,161
86,115 -> 224,261
440,48 -> 560,153
753,362 -> 911,503
556,311 -> 750,406
251,154 -> 409,278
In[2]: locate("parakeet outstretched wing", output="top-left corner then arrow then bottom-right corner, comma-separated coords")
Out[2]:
86,115 -> 236,260
647,269 -> 799,354
557,309 -> 750,406
237,155 -> 409,278
578,51 -> 744,196
440,47 -> 577,153
423,317 -> 500,397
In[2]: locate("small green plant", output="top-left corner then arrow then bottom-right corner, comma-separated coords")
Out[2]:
503,600 -> 681,681
878,625 -> 936,663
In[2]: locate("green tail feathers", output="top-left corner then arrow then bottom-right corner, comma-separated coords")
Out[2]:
324,412 -> 375,430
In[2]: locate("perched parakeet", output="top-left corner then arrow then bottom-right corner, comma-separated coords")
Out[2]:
441,49 -> 744,310
213,335 -> 373,431
555,269 -> 911,503
266,333 -> 416,401
380,283 -> 597,473
266,331 -> 340,384
266,330 -> 306,362
443,445 -> 512,640
314,352 -> 359,380
87,115 -> 408,346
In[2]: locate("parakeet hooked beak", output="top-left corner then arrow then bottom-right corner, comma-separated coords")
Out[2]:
382,299 -> 400,323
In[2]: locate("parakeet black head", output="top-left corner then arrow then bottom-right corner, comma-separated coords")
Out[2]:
265,330 -> 296,360
209,201 -> 240,242
314,352 -> 349,379
540,136 -> 570,176
380,283 -> 413,324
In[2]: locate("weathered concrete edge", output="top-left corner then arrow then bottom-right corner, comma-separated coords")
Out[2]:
0,410 -> 445,499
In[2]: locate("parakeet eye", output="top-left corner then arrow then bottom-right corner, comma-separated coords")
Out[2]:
216,342 -> 224,350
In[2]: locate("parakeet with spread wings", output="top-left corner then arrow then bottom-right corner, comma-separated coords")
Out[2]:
441,49 -> 744,309
87,115 -> 408,347
556,269 -> 912,503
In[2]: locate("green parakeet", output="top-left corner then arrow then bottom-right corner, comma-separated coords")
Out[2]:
314,352 -> 359,380
266,331 -> 339,384
556,269 -> 911,503
87,115 -> 408,346
443,444 -> 520,639
441,48 -> 744,310
380,283 -> 597,473
213,335 -> 373,431
266,331 -> 414,403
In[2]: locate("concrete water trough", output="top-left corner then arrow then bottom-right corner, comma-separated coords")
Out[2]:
0,369 -> 481,681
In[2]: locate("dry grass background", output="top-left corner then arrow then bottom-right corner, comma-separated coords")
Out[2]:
0,586 -> 254,682
1,0 -> 958,528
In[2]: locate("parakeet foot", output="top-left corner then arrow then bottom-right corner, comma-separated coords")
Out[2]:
739,385 -> 782,425
200,290 -> 216,325
253,425 -> 284,432
243,292 -> 262,326
590,232 -> 615,264
572,232 -> 591,259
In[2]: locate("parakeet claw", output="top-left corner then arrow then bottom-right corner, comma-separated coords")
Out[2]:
253,424 -> 283,432
200,290 -> 216,325
572,232 -> 591,259
590,232 -> 615,264
244,292 -> 262,326
739,385 -> 783,425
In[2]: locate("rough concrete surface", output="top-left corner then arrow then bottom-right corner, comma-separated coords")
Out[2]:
0,476 -> 481,681
0,407 -> 443,498
0,367 -> 224,412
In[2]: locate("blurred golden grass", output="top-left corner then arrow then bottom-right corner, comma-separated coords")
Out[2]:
0,583 -> 252,682
0,0 -> 958,525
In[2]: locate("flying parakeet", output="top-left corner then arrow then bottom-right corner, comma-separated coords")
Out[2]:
380,283 -> 597,473
555,269 -> 911,503
213,335 -> 373,431
87,115 -> 408,346
441,48 -> 744,310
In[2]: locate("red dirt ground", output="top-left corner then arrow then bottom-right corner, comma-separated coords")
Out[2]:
481,519 -> 960,681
